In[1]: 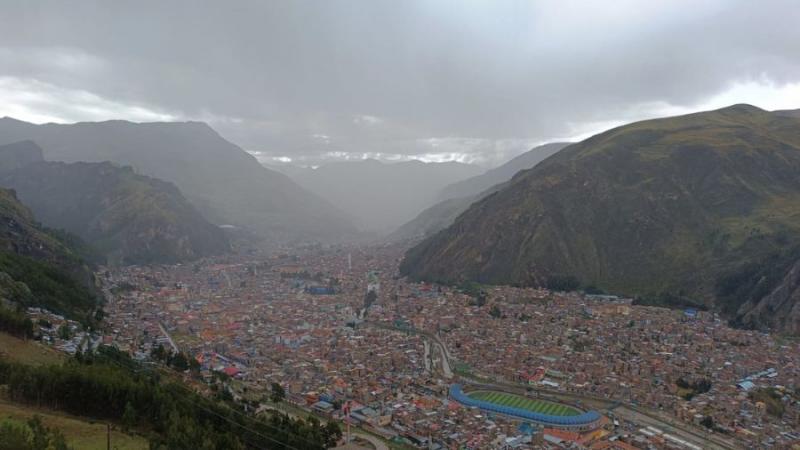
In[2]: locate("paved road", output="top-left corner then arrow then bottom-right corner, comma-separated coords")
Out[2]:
157,322 -> 179,353
423,339 -> 431,372
348,432 -> 389,450
433,340 -> 453,378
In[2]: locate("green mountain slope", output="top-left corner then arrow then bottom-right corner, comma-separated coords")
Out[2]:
0,143 -> 230,265
0,188 -> 98,321
401,105 -> 800,332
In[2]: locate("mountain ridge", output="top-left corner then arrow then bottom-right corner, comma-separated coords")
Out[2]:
401,104 -> 800,333
436,142 -> 569,201
391,143 -> 570,241
0,140 -> 231,265
0,118 -> 357,243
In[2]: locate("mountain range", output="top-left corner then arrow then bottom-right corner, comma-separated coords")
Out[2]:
0,117 -> 356,243
391,143 -> 570,241
402,105 -> 800,334
276,159 -> 482,233
0,141 -> 229,265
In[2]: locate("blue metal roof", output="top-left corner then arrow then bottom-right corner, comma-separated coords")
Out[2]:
449,384 -> 601,426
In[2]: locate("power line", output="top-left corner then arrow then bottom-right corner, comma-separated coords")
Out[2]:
92,353 -> 291,449
89,349 -> 328,449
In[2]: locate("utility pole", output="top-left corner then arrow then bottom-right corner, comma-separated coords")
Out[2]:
107,423 -> 111,450
344,400 -> 351,444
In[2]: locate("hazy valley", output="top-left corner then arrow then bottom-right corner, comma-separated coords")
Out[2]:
1,3 -> 800,450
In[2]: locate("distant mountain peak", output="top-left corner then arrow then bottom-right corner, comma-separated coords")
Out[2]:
717,103 -> 765,114
0,140 -> 45,173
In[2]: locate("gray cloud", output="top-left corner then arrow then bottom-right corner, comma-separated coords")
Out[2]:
1,0 -> 800,167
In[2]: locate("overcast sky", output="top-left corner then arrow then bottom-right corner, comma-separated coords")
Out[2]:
1,0 -> 800,168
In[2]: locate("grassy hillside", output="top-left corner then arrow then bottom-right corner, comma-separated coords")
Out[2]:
0,345 -> 340,449
402,105 -> 800,331
0,398 -> 148,450
0,331 -> 63,366
0,332 -> 143,449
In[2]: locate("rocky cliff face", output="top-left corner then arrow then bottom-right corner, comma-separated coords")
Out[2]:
0,188 -> 98,320
736,259 -> 800,335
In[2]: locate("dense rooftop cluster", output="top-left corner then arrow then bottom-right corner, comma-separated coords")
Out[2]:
93,243 -> 800,449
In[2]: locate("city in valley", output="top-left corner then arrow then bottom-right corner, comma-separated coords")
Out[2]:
4,4 -> 800,449
32,242 -> 799,449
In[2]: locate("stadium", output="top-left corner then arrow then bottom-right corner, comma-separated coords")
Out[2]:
449,384 -> 604,430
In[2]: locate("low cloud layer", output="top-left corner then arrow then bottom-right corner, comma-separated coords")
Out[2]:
1,1 -> 799,167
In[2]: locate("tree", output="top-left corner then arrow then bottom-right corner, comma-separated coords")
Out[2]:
364,290 -> 378,308
0,415 -> 72,450
57,324 -> 71,340
0,305 -> 34,339
171,352 -> 189,372
0,354 -> 329,450
545,275 -> 580,292
270,382 -> 286,403
189,355 -> 201,372
151,343 -> 166,361
0,421 -> 32,450
323,421 -> 342,447
122,402 -> 137,431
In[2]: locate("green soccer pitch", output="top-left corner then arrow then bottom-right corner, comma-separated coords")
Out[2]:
466,390 -> 581,416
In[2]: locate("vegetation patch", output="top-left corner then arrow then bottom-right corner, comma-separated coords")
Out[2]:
0,252 -> 98,322
0,402 -> 147,450
749,388 -> 786,418
0,346 -> 340,449
675,377 -> 712,401
0,332 -> 63,366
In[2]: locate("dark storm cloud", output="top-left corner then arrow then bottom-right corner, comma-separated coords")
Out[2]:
1,0 -> 800,166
